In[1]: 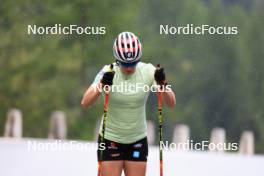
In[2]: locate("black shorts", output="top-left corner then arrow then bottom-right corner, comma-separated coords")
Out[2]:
97,136 -> 148,162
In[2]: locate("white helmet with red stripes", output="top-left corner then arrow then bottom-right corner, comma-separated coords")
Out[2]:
113,32 -> 142,63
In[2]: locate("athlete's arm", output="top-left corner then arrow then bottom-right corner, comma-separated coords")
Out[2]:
81,83 -> 102,108
161,87 -> 176,108
81,64 -> 114,108
154,64 -> 176,108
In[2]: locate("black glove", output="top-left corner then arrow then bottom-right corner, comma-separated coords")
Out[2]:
154,64 -> 167,85
101,64 -> 115,86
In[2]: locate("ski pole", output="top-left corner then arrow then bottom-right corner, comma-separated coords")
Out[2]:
157,64 -> 164,176
97,64 -> 113,176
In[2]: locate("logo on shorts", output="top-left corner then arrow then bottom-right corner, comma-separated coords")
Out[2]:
133,151 -> 140,158
111,153 -> 120,157
108,142 -> 118,150
134,143 -> 143,148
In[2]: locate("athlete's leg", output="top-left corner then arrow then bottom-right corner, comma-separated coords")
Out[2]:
101,161 -> 124,176
123,137 -> 148,176
124,161 -> 147,176
97,136 -> 125,176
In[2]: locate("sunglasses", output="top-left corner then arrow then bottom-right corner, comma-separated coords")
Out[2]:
117,60 -> 139,68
